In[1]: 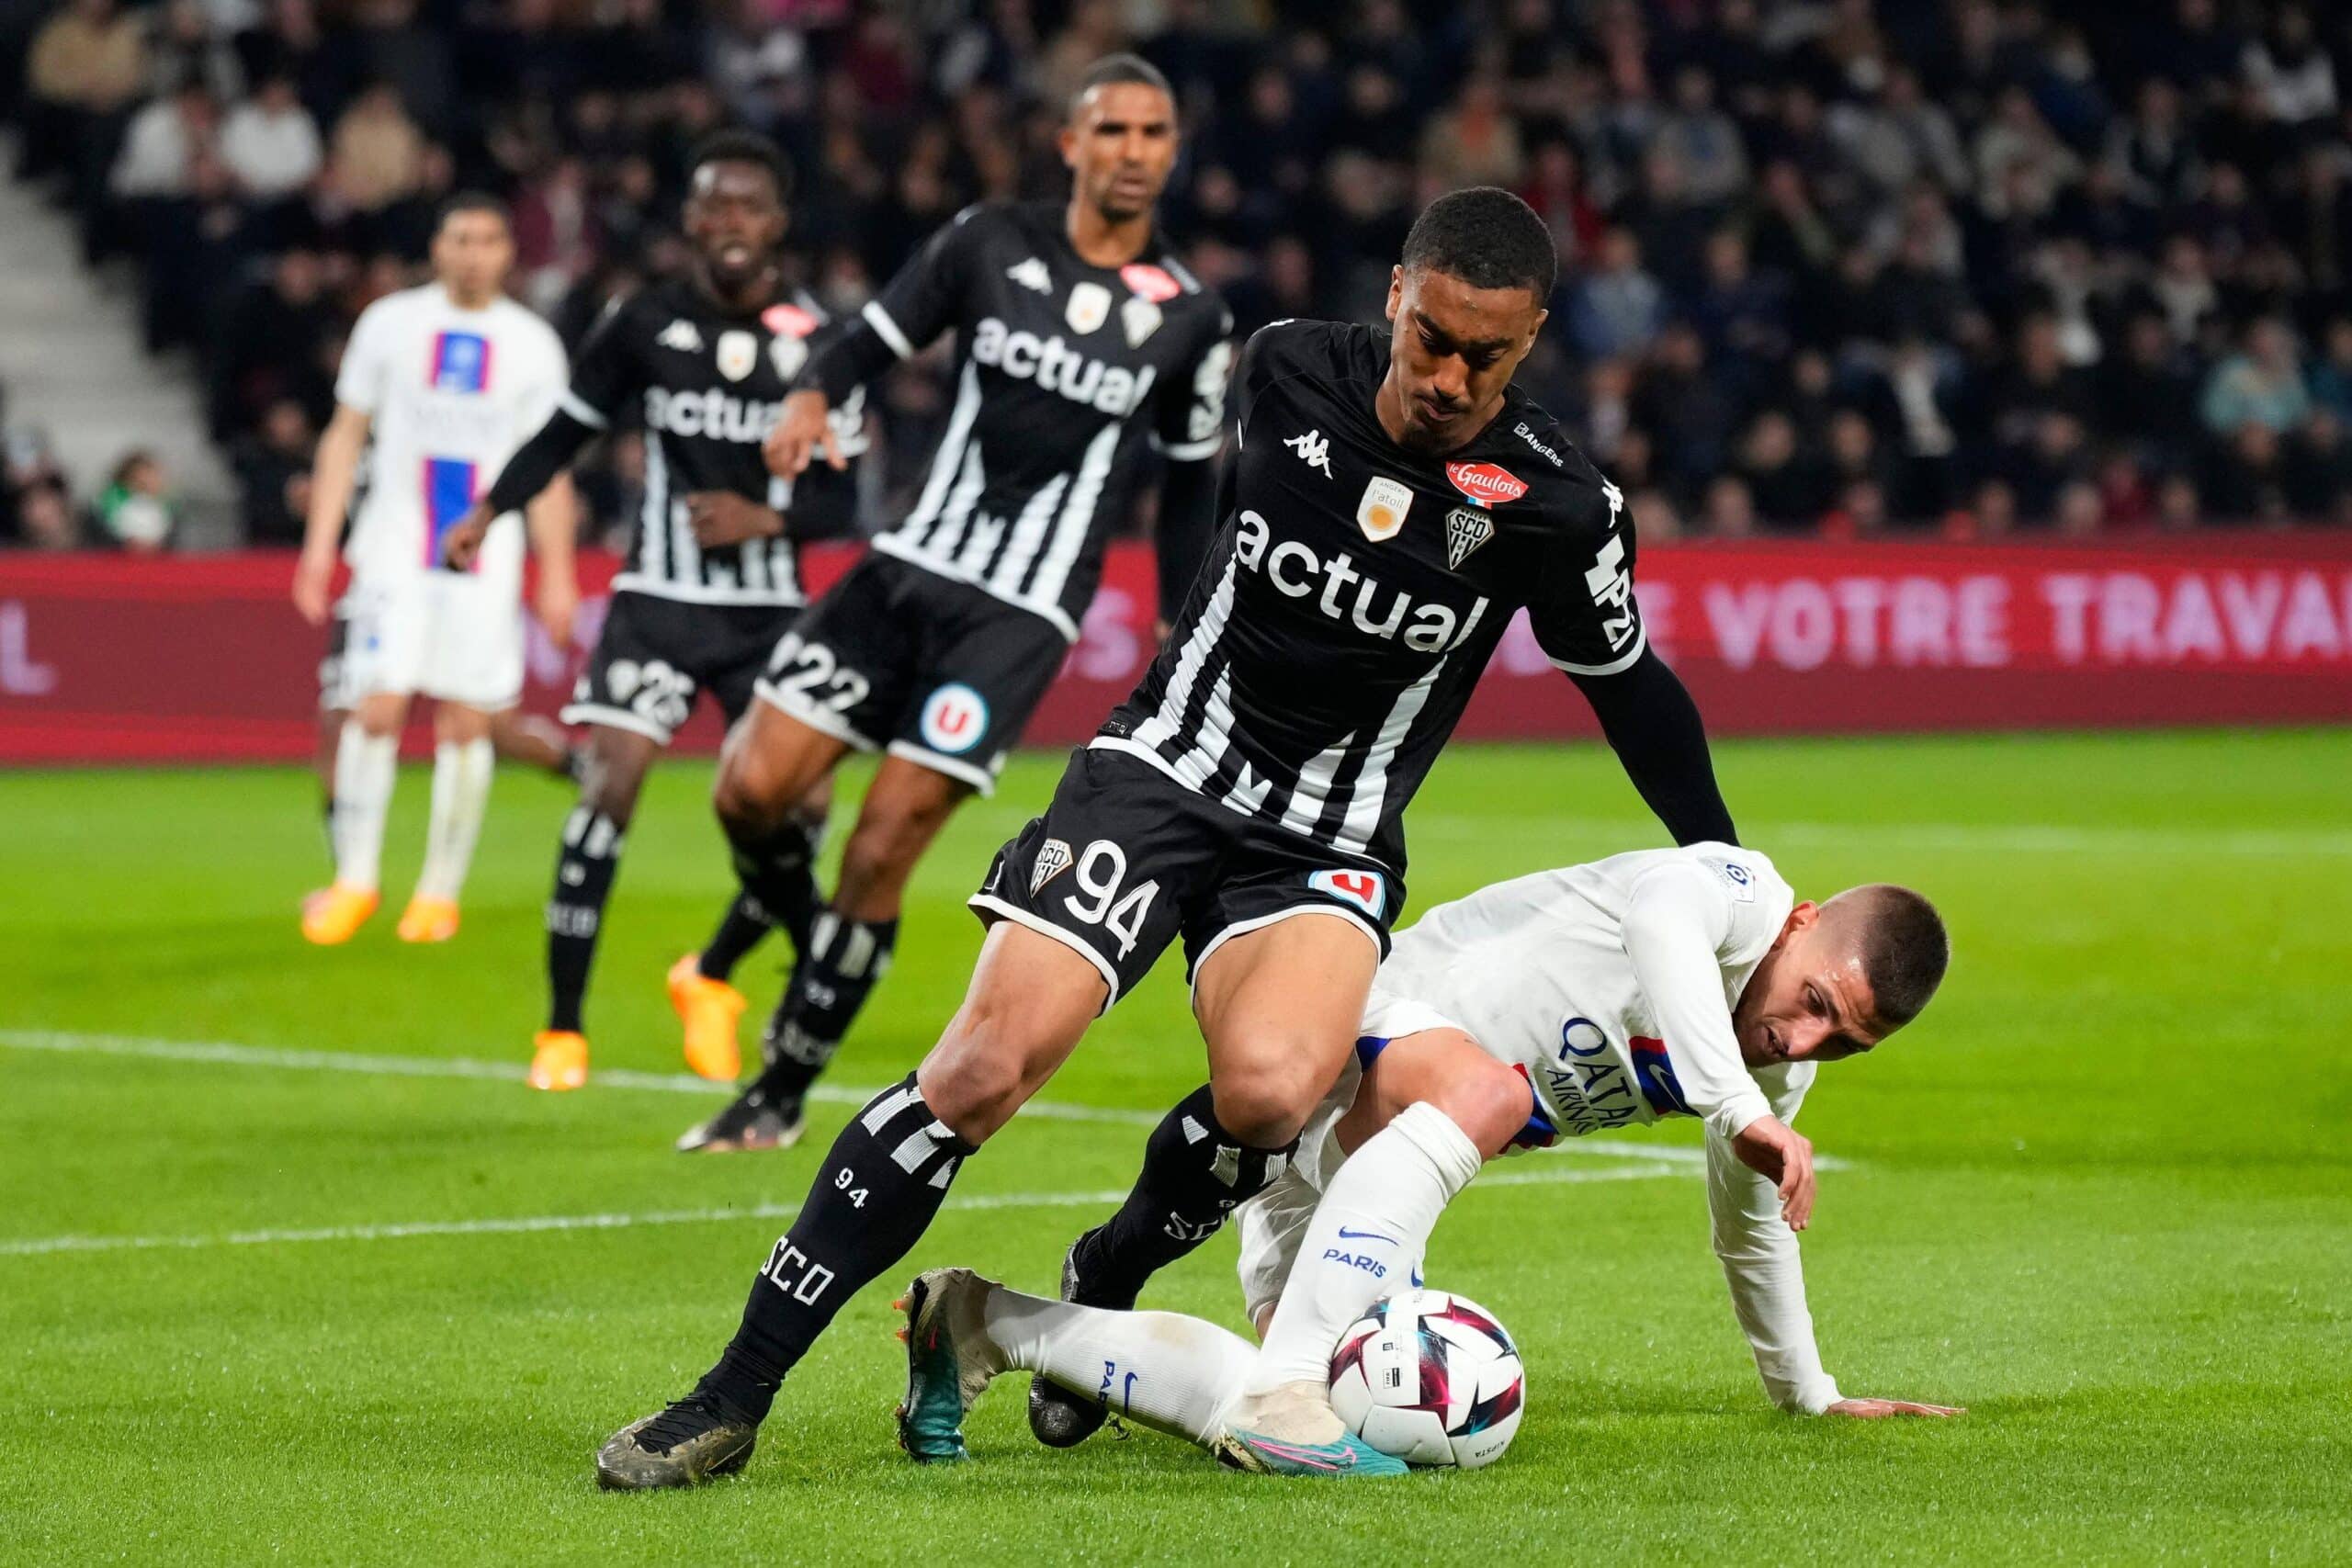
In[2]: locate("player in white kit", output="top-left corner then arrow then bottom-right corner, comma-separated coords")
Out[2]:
292,194 -> 578,946
894,844 -> 1962,1473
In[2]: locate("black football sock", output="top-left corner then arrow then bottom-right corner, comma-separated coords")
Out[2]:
695,891 -> 773,984
696,1072 -> 975,1423
1076,1084 -> 1300,1306
545,806 -> 625,1034
752,909 -> 897,1099
724,816 -> 822,958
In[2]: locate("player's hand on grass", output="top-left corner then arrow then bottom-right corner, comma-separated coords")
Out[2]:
441,504 -> 493,570
1824,1398 -> 1966,1419
1730,1114 -> 1816,1231
685,491 -> 784,547
765,389 -> 842,478
291,546 -> 337,626
535,571 -> 578,650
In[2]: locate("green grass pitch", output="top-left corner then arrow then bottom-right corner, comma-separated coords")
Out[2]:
3,730 -> 2349,1563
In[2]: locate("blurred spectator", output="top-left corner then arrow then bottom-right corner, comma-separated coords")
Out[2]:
1565,227 -> 1663,361
230,397 -> 312,544
325,80 -> 423,213
219,73 -> 320,203
9,481 -> 85,550
96,450 -> 175,551
2200,318 -> 2312,437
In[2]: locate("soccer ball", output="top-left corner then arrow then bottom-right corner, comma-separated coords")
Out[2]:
1327,1288 -> 1526,1469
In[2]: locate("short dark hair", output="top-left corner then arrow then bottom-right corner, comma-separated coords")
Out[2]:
1070,52 -> 1174,120
1827,885 -> 1950,1029
435,190 -> 509,232
1401,186 -> 1558,300
687,129 -> 792,203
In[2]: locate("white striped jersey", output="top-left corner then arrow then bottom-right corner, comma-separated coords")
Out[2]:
560,277 -> 867,606
1096,321 -> 1644,875
855,202 -> 1233,639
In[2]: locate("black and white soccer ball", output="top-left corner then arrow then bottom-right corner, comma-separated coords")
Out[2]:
1327,1288 -> 1526,1469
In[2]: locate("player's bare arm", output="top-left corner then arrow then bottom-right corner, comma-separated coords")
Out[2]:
523,472 -> 579,649
293,402 -> 372,624
684,490 -> 785,547
764,389 -> 840,478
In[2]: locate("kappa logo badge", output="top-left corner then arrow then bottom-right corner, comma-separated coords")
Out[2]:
1007,256 -> 1052,294
716,329 -> 758,382
1356,476 -> 1413,542
1032,838 -> 1074,893
1121,295 -> 1162,347
1443,506 -> 1494,569
1066,281 -> 1112,336
657,319 -> 703,353
1285,429 -> 1333,478
1119,262 -> 1182,303
1444,461 -> 1528,508
1307,868 -> 1387,920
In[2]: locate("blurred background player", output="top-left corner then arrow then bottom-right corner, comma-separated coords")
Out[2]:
291,193 -> 577,947
679,54 -> 1233,1154
893,852 -> 1959,1477
445,130 -> 868,1092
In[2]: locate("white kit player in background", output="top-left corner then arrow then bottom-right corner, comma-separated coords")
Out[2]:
291,194 -> 579,947
896,845 -> 1962,1472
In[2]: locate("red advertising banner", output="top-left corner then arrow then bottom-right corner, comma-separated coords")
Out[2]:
2,534 -> 2348,764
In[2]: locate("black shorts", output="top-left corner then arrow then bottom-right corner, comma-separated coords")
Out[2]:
968,743 -> 1404,1009
752,551 -> 1069,795
563,589 -> 799,746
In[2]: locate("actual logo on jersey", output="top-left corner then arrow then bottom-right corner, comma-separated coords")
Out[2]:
1713,859 -> 1757,903
1008,256 -> 1053,294
429,331 -> 490,393
716,329 -> 758,382
1285,429 -> 1333,478
1066,281 -> 1112,336
1630,1038 -> 1694,1119
919,682 -> 989,755
1120,263 -> 1182,303
1355,476 -> 1413,542
1444,461 -> 1528,508
1513,421 -> 1565,468
1443,506 -> 1495,569
657,318 -> 703,353
1031,838 -> 1074,894
1121,295 -> 1162,347
1307,868 -> 1387,920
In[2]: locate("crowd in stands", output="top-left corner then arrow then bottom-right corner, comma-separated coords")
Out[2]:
9,0 -> 2352,550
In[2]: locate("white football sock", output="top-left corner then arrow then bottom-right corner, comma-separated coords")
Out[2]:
1243,1100 -> 1484,1396
982,1284 -> 1256,1447
415,737 -> 493,901
331,725 -> 399,894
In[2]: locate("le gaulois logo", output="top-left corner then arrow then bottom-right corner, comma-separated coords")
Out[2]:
1120,263 -> 1182,303
762,302 -> 818,338
1444,461 -> 1528,508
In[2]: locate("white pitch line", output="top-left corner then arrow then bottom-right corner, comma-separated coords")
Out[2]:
0,1163 -> 1690,1259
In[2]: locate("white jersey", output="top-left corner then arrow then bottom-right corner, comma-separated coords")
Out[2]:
1277,844 -> 1844,1413
335,283 -> 568,595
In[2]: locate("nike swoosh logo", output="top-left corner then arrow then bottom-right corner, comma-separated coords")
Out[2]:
1336,1227 -> 1398,1245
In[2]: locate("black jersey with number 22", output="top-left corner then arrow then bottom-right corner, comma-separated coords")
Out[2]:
1097,320 -> 1645,876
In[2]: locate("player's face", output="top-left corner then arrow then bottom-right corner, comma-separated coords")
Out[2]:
1734,903 -> 1894,1066
431,209 -> 514,300
684,161 -> 786,288
1059,82 -> 1178,222
1384,265 -> 1547,453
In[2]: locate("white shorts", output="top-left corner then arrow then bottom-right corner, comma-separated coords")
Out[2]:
1231,982 -> 1463,1323
341,570 -> 524,710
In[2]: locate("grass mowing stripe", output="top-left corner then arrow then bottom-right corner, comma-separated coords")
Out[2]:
0,1164 -> 1690,1258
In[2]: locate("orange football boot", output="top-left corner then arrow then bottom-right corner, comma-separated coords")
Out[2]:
300,883 -> 379,945
396,895 -> 460,943
528,1030 -> 589,1091
668,954 -> 746,1082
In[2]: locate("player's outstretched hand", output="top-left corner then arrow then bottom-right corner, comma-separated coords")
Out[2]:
765,389 -> 841,479
1824,1398 -> 1966,1419
291,545 -> 337,626
535,570 -> 578,650
685,491 -> 784,547
441,503 -> 494,570
1730,1114 -> 1816,1231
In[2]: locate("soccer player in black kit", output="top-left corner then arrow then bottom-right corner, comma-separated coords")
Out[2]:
675,55 -> 1232,1153
444,131 -> 866,1091
594,186 -> 1765,1488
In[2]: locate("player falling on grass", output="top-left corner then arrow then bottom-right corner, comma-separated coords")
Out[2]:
442,131 -> 867,1090
896,851 -> 1962,1477
673,54 -> 1233,1153
292,193 -> 579,948
593,186 -> 1754,1490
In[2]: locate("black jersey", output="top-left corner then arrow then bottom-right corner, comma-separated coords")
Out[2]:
850,201 -> 1232,639
1098,321 -> 1644,874
562,277 -> 868,606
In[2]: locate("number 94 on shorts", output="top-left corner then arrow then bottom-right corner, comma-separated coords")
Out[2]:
966,745 -> 1404,1010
